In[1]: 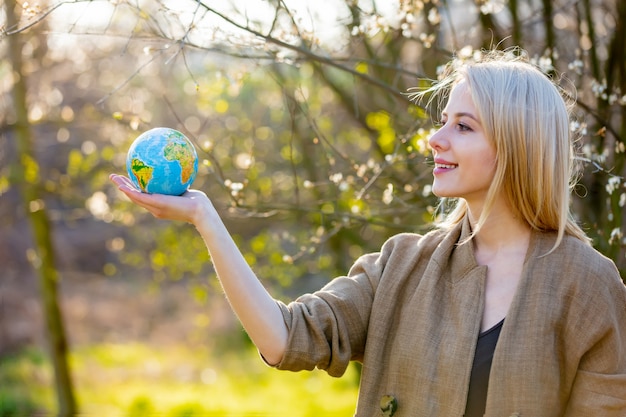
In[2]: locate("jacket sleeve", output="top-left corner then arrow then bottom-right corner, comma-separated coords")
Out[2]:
564,261 -> 626,416
268,248 -> 387,377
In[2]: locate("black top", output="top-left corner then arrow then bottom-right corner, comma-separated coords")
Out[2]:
464,319 -> 505,417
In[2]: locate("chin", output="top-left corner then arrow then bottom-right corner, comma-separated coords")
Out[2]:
431,187 -> 454,198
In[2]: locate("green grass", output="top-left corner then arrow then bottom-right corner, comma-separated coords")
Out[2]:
0,343 -> 359,416
0,347 -> 52,416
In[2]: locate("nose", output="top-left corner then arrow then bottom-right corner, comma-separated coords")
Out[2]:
428,127 -> 448,153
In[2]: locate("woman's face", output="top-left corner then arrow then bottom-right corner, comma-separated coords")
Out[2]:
428,81 -> 497,207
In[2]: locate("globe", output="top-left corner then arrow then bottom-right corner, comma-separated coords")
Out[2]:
126,127 -> 199,195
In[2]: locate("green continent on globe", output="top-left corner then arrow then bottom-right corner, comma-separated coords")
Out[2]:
130,158 -> 154,192
163,141 -> 195,183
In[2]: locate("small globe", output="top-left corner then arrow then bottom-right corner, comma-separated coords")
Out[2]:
126,127 -> 198,195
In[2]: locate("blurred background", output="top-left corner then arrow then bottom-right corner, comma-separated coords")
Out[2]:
1,0 -> 624,415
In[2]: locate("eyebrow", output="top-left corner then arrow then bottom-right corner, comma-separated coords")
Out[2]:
441,111 -> 480,123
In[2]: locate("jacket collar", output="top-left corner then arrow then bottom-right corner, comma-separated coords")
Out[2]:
432,213 -> 553,284
430,215 -> 485,284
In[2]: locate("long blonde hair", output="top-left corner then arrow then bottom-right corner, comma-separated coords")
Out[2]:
413,50 -> 590,249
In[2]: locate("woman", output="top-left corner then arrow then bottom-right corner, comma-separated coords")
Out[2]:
110,50 -> 626,416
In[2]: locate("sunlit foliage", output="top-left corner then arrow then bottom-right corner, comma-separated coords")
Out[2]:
0,0 -> 623,327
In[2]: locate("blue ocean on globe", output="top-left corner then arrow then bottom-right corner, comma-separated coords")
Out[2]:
126,127 -> 198,196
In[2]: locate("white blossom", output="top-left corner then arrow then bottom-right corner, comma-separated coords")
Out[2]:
382,183 -> 394,205
609,227 -> 623,244
329,172 -> 343,184
605,176 -> 621,194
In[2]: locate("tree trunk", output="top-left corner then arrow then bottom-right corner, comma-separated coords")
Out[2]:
5,0 -> 77,414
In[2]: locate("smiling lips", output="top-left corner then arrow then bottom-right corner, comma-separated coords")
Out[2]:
433,159 -> 458,174
436,163 -> 457,169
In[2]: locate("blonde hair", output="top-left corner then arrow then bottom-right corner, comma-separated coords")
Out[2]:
413,50 -> 590,250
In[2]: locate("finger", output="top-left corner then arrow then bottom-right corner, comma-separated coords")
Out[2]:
127,190 -> 189,218
109,175 -> 162,209
109,174 -> 138,190
110,173 -> 196,221
120,188 -> 164,210
109,176 -> 160,208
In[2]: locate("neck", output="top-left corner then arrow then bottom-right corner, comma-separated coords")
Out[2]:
467,200 -> 532,263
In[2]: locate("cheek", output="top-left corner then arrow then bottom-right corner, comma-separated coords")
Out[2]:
478,141 -> 497,167
473,146 -> 497,179
481,154 -> 497,171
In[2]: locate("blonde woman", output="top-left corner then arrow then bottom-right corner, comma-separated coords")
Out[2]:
110,50 -> 626,416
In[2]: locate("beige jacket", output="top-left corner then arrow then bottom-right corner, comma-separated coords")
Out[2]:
273,216 -> 626,416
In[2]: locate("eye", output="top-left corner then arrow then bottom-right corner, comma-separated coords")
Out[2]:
457,122 -> 472,132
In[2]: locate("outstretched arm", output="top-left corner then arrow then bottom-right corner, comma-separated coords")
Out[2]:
109,174 -> 288,365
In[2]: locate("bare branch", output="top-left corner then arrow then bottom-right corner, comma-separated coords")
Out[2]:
1,0 -> 104,38
191,0 -> 411,101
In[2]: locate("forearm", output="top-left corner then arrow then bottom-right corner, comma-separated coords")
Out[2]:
194,203 -> 288,365
109,174 -> 287,363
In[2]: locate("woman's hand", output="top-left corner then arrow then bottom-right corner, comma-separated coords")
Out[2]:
109,174 -> 211,225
